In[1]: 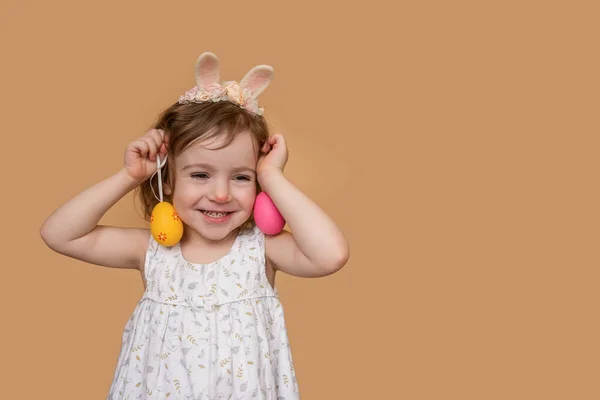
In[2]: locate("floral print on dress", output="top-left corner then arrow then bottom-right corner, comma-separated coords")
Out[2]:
107,224 -> 299,399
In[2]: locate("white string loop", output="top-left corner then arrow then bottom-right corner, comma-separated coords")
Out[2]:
149,154 -> 168,203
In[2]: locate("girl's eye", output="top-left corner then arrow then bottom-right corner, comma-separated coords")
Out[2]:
234,175 -> 251,182
191,173 -> 209,179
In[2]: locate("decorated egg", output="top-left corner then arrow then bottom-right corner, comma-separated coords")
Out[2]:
253,192 -> 285,235
150,202 -> 183,246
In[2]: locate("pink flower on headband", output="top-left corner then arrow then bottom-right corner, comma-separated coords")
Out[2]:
206,83 -> 227,100
180,87 -> 198,102
195,91 -> 211,102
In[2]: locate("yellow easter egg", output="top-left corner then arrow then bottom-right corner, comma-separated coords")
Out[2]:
150,202 -> 183,246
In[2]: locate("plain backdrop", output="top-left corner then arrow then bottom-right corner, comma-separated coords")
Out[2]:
2,0 -> 599,398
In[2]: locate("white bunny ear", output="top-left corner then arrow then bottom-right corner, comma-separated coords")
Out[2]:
195,52 -> 220,89
239,65 -> 274,97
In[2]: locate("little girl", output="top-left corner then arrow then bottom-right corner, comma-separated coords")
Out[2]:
40,52 -> 349,399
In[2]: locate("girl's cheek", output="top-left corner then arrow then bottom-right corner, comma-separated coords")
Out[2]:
236,187 -> 256,206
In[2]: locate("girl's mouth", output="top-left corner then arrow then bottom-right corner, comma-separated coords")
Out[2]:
200,210 -> 232,219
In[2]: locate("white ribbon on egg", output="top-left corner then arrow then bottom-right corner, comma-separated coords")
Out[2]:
150,154 -> 168,203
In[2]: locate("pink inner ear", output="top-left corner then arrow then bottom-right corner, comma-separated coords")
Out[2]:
240,66 -> 273,97
245,72 -> 270,93
196,54 -> 220,89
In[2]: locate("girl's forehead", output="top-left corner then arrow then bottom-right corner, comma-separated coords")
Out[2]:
175,131 -> 258,168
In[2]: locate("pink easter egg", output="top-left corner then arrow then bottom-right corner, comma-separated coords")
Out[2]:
253,192 -> 285,235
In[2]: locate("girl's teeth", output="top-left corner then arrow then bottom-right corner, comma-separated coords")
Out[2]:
202,211 -> 229,218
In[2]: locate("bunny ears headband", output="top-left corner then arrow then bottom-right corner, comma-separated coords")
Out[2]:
178,52 -> 274,116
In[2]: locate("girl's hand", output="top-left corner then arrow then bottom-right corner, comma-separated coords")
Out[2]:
257,134 -> 288,181
123,129 -> 168,182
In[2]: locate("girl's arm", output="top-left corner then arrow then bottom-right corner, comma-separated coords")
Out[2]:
40,129 -> 167,270
258,135 -> 349,278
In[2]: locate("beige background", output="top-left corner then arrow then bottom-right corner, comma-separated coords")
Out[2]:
1,0 -> 598,398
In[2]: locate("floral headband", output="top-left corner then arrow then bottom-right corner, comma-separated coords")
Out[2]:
178,52 -> 274,116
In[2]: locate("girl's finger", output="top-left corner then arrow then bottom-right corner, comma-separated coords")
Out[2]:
146,128 -> 162,138
148,129 -> 165,150
143,137 -> 159,161
261,140 -> 269,152
133,139 -> 150,157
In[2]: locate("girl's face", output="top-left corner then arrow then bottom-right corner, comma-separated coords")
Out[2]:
166,130 -> 259,243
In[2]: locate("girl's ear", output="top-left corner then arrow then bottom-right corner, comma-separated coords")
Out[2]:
163,166 -> 174,196
239,65 -> 274,98
163,180 -> 172,196
195,52 -> 220,90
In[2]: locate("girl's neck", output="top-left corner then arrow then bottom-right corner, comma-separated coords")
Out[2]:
179,227 -> 239,265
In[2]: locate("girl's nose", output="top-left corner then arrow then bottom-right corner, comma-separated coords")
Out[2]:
209,183 -> 232,203
214,192 -> 231,203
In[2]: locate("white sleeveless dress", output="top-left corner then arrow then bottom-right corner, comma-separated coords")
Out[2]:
107,224 -> 300,399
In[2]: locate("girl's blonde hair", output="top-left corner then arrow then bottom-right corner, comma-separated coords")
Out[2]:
136,101 -> 270,223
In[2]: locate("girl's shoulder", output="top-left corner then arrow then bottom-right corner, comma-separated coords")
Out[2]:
133,227 -> 152,272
